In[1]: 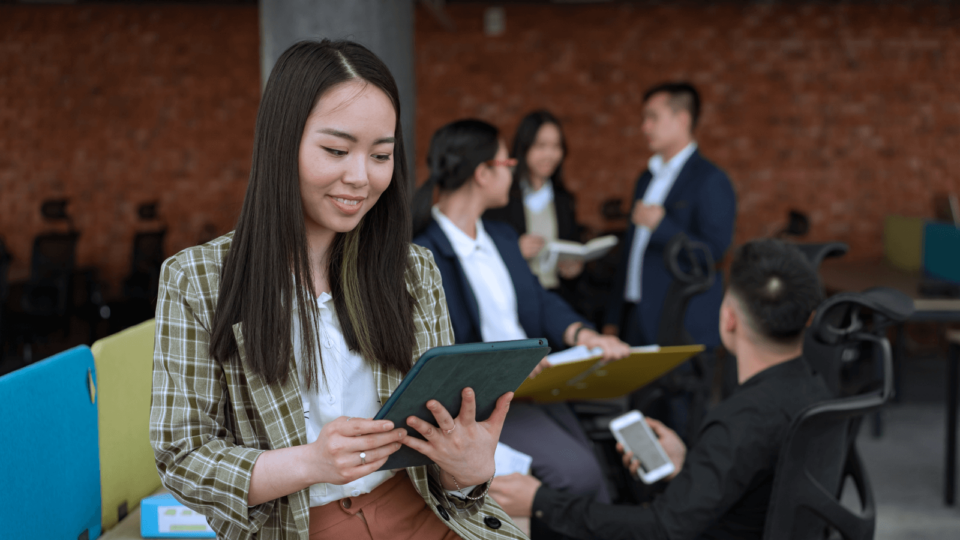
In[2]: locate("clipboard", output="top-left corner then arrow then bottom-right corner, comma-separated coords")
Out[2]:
515,345 -> 704,403
374,338 -> 550,470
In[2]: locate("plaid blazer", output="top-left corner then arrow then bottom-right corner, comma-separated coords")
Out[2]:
150,233 -> 528,540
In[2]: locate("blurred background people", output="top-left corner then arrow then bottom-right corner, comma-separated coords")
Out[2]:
604,82 -> 736,349
484,110 -> 586,311
412,118 -> 633,538
603,82 -> 737,439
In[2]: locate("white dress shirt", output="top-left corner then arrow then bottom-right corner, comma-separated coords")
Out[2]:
432,206 -> 528,342
293,292 -> 396,507
624,142 -> 698,302
294,291 -> 477,505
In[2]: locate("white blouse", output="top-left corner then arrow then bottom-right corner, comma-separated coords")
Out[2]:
292,291 -> 396,507
293,290 -> 474,506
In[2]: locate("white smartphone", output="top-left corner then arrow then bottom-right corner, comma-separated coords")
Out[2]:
609,410 -> 675,484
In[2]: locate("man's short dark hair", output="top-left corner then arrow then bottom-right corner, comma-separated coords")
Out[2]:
727,239 -> 823,346
643,82 -> 701,130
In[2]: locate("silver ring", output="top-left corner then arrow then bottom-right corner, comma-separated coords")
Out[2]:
445,423 -> 457,435
360,452 -> 366,466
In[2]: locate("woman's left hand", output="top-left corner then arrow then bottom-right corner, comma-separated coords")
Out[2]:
577,328 -> 632,363
557,260 -> 584,279
403,388 -> 512,487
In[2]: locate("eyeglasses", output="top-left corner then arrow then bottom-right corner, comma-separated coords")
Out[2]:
487,158 -> 517,173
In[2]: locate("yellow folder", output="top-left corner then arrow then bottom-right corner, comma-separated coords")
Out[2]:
515,345 -> 705,403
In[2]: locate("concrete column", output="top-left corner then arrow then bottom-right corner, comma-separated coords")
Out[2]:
259,0 -> 416,176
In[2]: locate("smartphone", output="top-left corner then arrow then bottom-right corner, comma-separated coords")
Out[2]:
609,410 -> 675,484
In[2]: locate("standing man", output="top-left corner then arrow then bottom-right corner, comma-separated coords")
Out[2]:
604,82 -> 736,350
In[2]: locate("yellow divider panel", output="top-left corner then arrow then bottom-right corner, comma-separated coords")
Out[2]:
883,215 -> 924,272
92,319 -> 162,531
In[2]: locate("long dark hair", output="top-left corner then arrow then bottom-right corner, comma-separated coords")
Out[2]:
411,119 -> 500,237
510,110 -> 571,198
210,39 -> 416,388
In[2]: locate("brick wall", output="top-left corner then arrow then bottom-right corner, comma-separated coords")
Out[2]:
0,5 -> 259,288
3,2 -> 958,295
415,2 -> 960,261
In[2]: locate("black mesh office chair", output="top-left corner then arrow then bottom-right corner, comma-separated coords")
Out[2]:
795,242 -> 849,278
656,232 -> 716,346
575,233 -> 717,502
10,232 -> 81,362
122,230 -> 165,301
631,232 -> 717,444
765,287 -> 913,540
110,230 -> 166,332
21,232 -> 79,319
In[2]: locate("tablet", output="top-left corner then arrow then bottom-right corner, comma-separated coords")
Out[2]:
375,338 -> 550,470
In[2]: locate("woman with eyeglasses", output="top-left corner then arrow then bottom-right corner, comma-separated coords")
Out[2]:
412,119 -> 630,536
484,111 -> 585,308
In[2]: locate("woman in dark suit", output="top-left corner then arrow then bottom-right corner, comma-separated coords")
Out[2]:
484,111 -> 584,307
412,119 -> 631,538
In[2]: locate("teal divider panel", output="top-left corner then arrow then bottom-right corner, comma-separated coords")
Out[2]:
923,222 -> 960,283
0,346 -> 102,540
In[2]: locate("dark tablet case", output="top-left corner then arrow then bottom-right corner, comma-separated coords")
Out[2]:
374,338 -> 550,470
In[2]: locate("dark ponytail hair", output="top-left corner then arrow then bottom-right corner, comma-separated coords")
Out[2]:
412,119 -> 500,236
209,39 -> 416,389
510,110 -> 571,198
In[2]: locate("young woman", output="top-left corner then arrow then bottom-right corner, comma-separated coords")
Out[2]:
150,41 -> 524,540
411,119 -> 632,536
484,111 -> 584,305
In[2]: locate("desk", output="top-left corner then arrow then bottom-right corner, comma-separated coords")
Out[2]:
99,488 -> 206,540
820,259 -> 960,506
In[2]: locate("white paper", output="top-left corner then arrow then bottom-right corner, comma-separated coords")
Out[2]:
494,442 -> 533,476
546,235 -> 619,264
546,345 -> 604,366
631,345 -> 661,353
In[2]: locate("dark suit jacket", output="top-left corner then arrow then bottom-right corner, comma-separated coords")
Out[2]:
414,218 -> 586,350
605,150 -> 736,347
483,183 -> 581,242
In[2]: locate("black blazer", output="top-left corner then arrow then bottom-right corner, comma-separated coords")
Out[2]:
604,150 -> 736,347
483,182 -> 581,242
413,218 -> 586,350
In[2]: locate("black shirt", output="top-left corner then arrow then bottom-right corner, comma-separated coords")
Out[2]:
532,357 -> 832,540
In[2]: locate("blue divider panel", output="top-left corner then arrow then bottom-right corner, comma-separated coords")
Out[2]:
924,222 -> 960,284
0,346 -> 102,540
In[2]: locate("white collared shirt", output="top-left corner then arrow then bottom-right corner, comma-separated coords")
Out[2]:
432,206 -> 528,342
293,292 -> 396,507
294,292 -> 476,505
624,142 -> 698,302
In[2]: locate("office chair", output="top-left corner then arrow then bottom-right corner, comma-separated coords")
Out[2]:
794,242 -> 849,276
106,230 -> 166,332
574,233 -> 717,503
764,287 -> 913,540
12,232 -> 81,362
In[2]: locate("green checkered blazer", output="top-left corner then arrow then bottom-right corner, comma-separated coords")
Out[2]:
150,233 -> 528,540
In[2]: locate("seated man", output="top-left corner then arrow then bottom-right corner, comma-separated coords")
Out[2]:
491,239 -> 833,540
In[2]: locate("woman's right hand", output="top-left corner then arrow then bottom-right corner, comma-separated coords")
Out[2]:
518,234 -> 546,260
307,417 -> 407,485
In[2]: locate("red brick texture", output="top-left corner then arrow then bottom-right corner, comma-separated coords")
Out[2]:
3,3 -> 958,293
414,3 -> 960,261
0,5 -> 259,288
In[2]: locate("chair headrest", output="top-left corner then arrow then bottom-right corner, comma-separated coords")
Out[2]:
811,287 -> 913,345
665,232 -> 716,286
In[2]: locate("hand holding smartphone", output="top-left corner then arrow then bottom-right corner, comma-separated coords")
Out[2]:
609,410 -> 675,484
